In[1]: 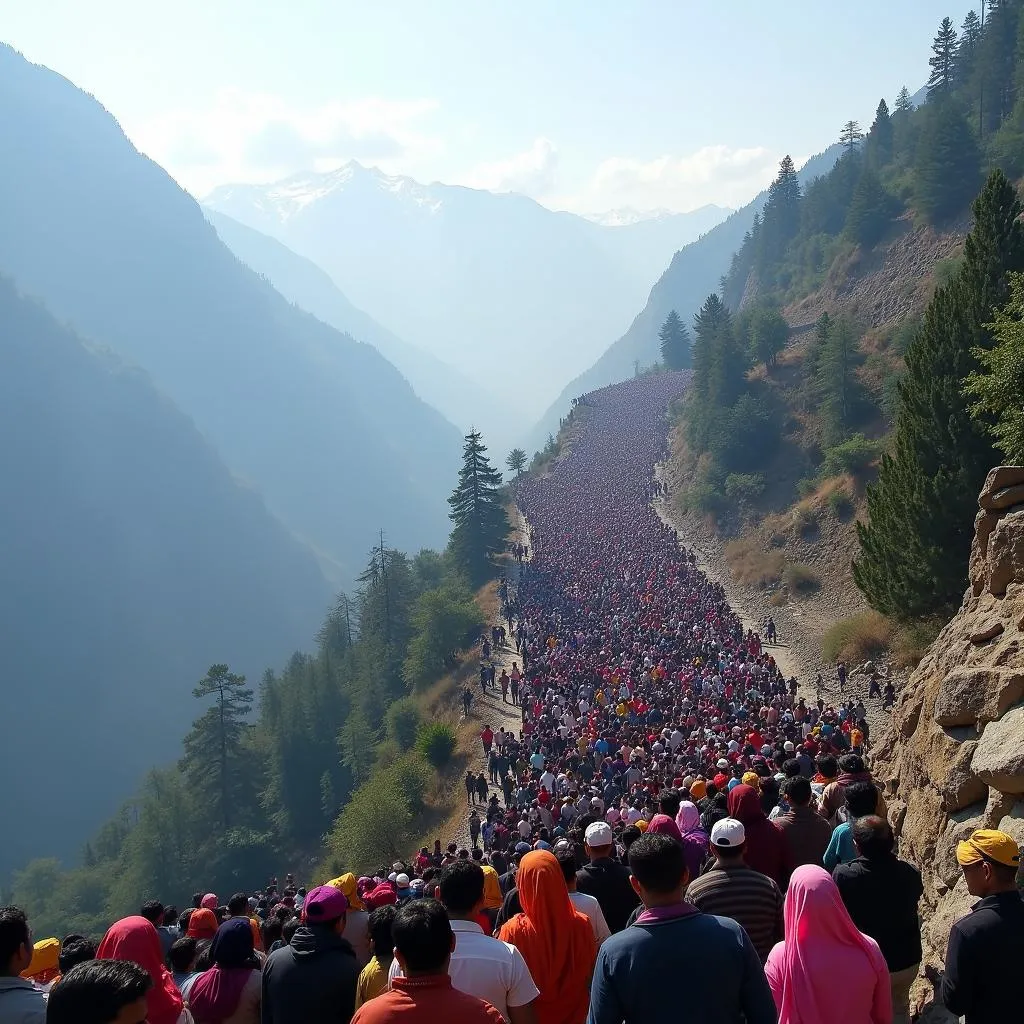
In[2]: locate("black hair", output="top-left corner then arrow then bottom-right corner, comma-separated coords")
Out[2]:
139,899 -> 164,925
658,789 -> 681,818
261,918 -> 283,950
194,939 -> 213,971
163,906 -> 178,927
851,815 -> 894,858
0,906 -> 29,967
47,960 -> 152,1024
168,936 -> 197,974
392,899 -> 453,973
177,909 -> 193,934
620,824 -> 643,853
555,847 -> 577,884
838,753 -> 865,775
367,905 -> 398,964
816,755 -> 838,779
58,936 -> 97,974
191,893 -> 203,909
438,860 -> 485,915
282,918 -> 301,944
785,776 -> 812,806
782,759 -> 802,779
628,833 -> 688,894
845,780 -> 879,818
228,892 -> 250,917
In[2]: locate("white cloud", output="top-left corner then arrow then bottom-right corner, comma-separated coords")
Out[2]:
555,145 -> 783,214
463,137 -> 559,196
125,89 -> 441,196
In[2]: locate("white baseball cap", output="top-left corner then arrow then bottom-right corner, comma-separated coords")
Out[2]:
784,741 -> 795,752
717,758 -> 730,769
585,820 -> 614,847
710,818 -> 746,848
396,873 -> 410,888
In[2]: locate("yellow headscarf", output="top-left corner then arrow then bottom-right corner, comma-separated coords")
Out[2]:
327,872 -> 365,912
22,938 -> 60,984
481,864 -> 503,909
742,771 -> 761,789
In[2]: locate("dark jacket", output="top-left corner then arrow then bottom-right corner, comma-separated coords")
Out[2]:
940,890 -> 1024,1024
774,805 -> 833,869
576,856 -> 640,934
727,784 -> 794,890
833,854 -> 923,971
262,924 -> 359,1024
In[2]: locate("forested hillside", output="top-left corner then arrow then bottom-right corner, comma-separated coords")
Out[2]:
667,3 -> 1024,649
0,276 -> 330,876
0,44 -> 460,582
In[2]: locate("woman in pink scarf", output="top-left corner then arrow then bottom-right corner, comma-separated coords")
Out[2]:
765,865 -> 891,1024
674,800 -> 709,881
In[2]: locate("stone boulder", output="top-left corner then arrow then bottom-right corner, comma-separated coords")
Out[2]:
871,466 -> 1024,990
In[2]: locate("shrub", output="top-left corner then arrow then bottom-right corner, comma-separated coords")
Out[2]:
891,619 -> 942,669
827,489 -> 854,519
724,473 -> 767,505
796,477 -> 817,498
820,434 -> 881,478
724,537 -> 785,588
385,698 -> 422,750
678,481 -> 724,516
784,562 -> 821,594
769,589 -> 788,607
416,722 -> 457,769
821,611 -> 893,663
791,505 -> 818,537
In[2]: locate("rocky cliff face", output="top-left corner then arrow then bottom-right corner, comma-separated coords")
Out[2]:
873,466 -> 1024,971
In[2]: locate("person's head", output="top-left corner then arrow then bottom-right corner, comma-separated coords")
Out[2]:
0,907 -> 33,976
177,909 -> 193,934
709,817 -> 746,863
47,960 -> 152,1024
194,939 -> 213,972
658,788 -> 681,818
628,833 -> 688,906
851,815 -> 893,860
302,885 -> 349,935
139,900 -> 164,926
843,781 -> 879,819
59,935 -> 97,974
391,899 -> 454,977
782,759 -> 802,779
260,917 -> 283,950
168,936 -> 197,975
367,905 -> 397,965
815,755 -> 838,780
191,893 -> 203,910
185,908 -> 218,941
437,861 -> 485,918
282,918 -> 301,945
785,776 -> 812,808
584,820 -> 614,859
162,906 -> 178,928
210,918 -> 257,969
838,753 -> 865,775
227,892 -> 250,918
956,829 -> 1021,897
554,845 -> 578,890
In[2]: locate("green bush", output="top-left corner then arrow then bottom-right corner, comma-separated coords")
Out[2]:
821,611 -> 893,663
416,722 -> 457,769
385,698 -> 422,750
784,562 -> 821,594
820,434 -> 881,478
724,473 -> 767,505
403,580 -> 484,690
827,489 -> 855,519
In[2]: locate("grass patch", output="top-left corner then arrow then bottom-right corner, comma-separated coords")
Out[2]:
891,619 -> 942,669
784,561 -> 821,594
724,537 -> 786,588
770,589 -> 789,607
791,504 -> 818,538
822,611 -> 893,664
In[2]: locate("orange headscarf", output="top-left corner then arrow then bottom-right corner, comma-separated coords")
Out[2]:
498,850 -> 596,1024
186,907 -> 219,940
97,917 -> 184,1024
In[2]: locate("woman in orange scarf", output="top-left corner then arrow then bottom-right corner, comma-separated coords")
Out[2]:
498,849 -> 596,1024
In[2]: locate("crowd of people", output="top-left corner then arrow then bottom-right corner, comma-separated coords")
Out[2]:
2,375 -> 1021,1024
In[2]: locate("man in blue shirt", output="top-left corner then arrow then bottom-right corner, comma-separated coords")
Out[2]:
587,834 -> 776,1024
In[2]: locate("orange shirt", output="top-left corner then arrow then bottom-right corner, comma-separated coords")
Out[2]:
351,975 -> 504,1024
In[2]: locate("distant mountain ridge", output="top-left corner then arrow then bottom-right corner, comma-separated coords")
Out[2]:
205,164 -> 731,420
0,43 -> 461,584
524,145 -> 845,451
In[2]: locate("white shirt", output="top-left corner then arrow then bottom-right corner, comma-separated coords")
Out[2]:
569,890 -> 612,946
540,770 -> 556,793
389,919 -> 539,1020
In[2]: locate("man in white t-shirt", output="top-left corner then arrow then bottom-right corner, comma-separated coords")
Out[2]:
539,768 -> 556,794
389,861 -> 538,1024
554,843 -> 611,946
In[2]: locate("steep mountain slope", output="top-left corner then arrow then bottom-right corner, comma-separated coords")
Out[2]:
204,209 -> 504,443
0,276 -> 331,875
0,45 -> 460,581
205,166 -> 729,418
526,146 -> 844,451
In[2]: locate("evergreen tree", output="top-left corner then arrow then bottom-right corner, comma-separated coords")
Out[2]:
840,120 -> 865,153
866,99 -> 893,168
854,170 -> 1024,618
800,312 -> 830,411
659,309 -> 691,370
894,86 -> 914,114
977,0 -> 1023,135
447,430 -> 509,585
505,448 -> 528,477
687,295 -> 732,449
181,664 -> 254,830
745,306 -> 789,371
817,316 -> 864,445
928,17 -> 959,94
913,97 -> 982,222
757,156 -> 802,274
845,167 -> 898,247
958,8 -> 984,84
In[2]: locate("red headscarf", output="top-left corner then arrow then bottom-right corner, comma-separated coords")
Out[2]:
97,917 -> 184,1024
498,850 -> 596,1024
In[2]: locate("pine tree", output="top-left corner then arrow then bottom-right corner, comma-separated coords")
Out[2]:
447,430 -> 509,585
914,97 -> 982,223
866,99 -> 893,168
757,156 -> 802,274
958,8 -> 984,83
181,664 -> 255,830
800,312 -> 830,411
845,167 -> 898,247
659,309 -> 691,370
817,317 -> 863,445
977,0 -> 1023,135
687,295 -> 732,449
928,17 -> 959,94
505,448 -> 528,477
894,86 -> 914,114
840,120 -> 865,153
746,306 -> 789,371
854,171 -> 1024,618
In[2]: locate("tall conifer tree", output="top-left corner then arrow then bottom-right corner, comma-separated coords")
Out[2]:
447,430 -> 508,585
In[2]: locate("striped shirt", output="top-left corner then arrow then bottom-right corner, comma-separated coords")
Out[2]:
685,863 -> 784,962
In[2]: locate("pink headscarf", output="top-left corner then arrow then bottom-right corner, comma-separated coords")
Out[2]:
201,892 -> 219,910
646,813 -> 683,842
675,801 -> 702,836
772,865 -> 887,1024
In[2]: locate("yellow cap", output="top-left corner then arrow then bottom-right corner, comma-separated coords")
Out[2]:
742,771 -> 761,789
636,820 -> 649,832
956,829 -> 1020,869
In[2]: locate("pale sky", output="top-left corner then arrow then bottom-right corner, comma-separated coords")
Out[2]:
5,1 -> 976,214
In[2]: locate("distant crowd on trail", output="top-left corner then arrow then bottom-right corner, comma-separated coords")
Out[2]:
4,375 -> 1020,1024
